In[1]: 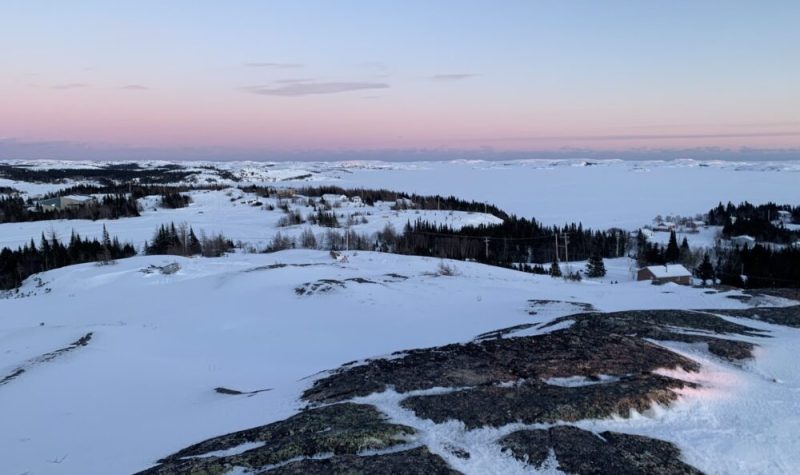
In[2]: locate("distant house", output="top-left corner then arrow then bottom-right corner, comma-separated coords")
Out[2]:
777,210 -> 792,224
638,228 -> 655,239
637,264 -> 692,285
652,221 -> 676,232
395,197 -> 414,208
37,195 -> 96,211
730,235 -> 756,247
321,194 -> 348,204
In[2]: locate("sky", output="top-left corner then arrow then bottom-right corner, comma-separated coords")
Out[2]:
1,0 -> 799,161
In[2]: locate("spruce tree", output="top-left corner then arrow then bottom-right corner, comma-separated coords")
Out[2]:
586,253 -> 607,278
696,253 -> 715,286
665,230 -> 680,262
549,257 -> 562,277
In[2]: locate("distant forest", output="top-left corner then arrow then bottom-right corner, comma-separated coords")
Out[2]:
2,163 -> 798,289
0,163 -> 197,185
0,229 -> 135,290
707,201 -> 800,244
0,194 -> 140,223
635,202 -> 800,288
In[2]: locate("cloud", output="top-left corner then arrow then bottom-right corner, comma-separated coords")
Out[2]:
243,81 -> 389,97
51,83 -> 88,90
430,73 -> 479,81
121,84 -> 148,90
561,131 -> 800,141
3,138 -> 800,162
487,131 -> 800,143
244,62 -> 303,68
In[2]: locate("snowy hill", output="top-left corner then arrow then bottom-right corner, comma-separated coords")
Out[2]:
1,250 -> 799,474
2,159 -> 800,474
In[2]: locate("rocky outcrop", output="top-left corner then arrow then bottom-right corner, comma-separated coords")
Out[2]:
267,447 -> 460,474
708,305 -> 800,328
137,403 -> 422,474
142,308 -> 774,474
401,374 -> 694,429
501,425 -> 703,475
303,332 -> 700,405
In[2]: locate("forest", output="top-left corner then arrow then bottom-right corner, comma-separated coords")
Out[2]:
0,228 -> 135,290
707,201 -> 800,243
0,194 -> 140,223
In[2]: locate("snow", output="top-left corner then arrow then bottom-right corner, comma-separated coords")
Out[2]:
572,316 -> 800,474
0,189 -> 502,251
2,159 -> 800,473
0,249 -> 792,474
544,375 -> 622,387
59,194 -> 95,202
3,158 -> 799,230
644,226 -> 722,250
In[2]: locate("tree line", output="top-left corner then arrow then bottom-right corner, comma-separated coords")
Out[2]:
0,194 -> 140,223
0,228 -> 136,290
145,222 -> 233,258
241,185 -> 510,219
708,201 -> 800,243
387,218 -> 626,266
0,163 -> 195,185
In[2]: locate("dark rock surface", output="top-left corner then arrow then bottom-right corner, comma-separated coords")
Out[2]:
501,425 -> 703,474
401,374 -> 694,429
708,305 -> 800,328
544,310 -> 764,361
137,403 -> 418,474
268,447 -> 460,474
303,332 -> 699,405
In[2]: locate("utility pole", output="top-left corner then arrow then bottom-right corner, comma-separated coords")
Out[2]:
484,237 -> 490,260
615,231 -> 621,258
555,234 -> 559,262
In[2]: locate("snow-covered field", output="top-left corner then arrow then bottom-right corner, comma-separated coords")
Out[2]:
3,158 -> 799,230
0,188 -> 501,252
1,159 -> 799,474
1,250 -> 796,474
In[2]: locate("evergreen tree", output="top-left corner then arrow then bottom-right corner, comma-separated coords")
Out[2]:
549,257 -> 562,278
695,253 -> 715,286
665,230 -> 680,262
585,253 -> 607,278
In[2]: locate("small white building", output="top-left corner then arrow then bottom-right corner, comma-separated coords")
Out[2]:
730,235 -> 756,247
395,197 -> 414,208
777,210 -> 792,224
321,194 -> 348,204
37,195 -> 96,211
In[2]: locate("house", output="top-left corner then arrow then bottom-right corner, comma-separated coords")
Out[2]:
395,197 -> 414,208
730,235 -> 756,247
36,195 -> 96,211
777,210 -> 792,225
637,264 -> 692,285
321,194 -> 348,204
